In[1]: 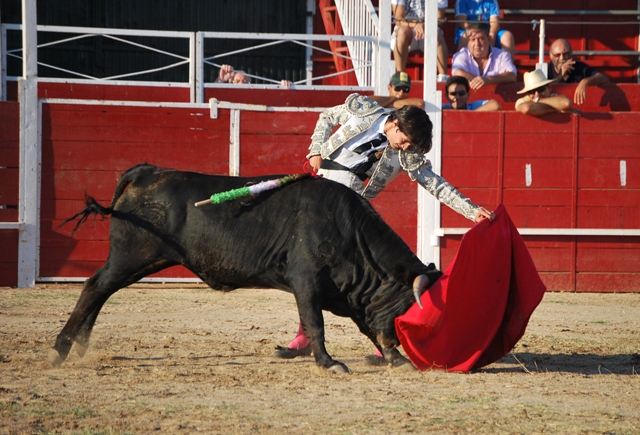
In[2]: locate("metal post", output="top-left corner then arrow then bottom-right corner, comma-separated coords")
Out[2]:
536,19 -> 547,75
305,0 -> 315,86
376,0 -> 392,94
229,109 -> 240,176
1,16 -> 6,101
417,0 -> 441,265
18,0 -> 40,288
191,32 -> 203,103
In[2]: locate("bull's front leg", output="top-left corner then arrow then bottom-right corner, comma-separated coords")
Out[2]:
381,347 -> 416,370
294,289 -> 350,374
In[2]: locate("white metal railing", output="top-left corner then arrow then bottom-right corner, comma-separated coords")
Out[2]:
1,23 -> 382,103
333,0 -> 381,87
196,30 -> 379,98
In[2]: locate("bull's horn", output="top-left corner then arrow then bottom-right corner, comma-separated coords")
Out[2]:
412,275 -> 429,309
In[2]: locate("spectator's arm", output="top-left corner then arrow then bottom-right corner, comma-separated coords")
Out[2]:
474,99 -> 501,112
573,72 -> 609,105
584,72 -> 610,87
392,97 -> 424,109
517,95 -> 573,117
438,7 -> 447,24
456,71 -> 515,91
488,16 -> 500,46
369,95 -> 425,109
369,95 -> 397,108
452,68 -> 475,81
392,5 -> 407,23
217,64 -> 234,83
483,72 -> 517,85
455,14 -> 468,30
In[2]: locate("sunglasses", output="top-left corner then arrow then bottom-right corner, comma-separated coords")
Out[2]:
527,85 -> 547,95
394,86 -> 410,93
448,90 -> 467,97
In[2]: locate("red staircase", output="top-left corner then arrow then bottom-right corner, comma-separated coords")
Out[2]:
316,0 -> 359,85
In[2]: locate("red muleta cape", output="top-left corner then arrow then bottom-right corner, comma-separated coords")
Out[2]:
395,204 -> 546,373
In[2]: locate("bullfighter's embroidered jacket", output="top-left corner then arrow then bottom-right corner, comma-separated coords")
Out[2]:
307,93 -> 480,221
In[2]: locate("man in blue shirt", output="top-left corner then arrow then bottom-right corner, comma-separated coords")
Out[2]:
443,76 -> 500,111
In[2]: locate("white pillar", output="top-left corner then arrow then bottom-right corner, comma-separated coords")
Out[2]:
417,0 -> 442,266
17,0 -> 40,288
376,0 -> 392,94
193,32 -> 203,103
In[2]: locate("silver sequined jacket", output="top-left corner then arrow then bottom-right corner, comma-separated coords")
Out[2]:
307,93 -> 480,222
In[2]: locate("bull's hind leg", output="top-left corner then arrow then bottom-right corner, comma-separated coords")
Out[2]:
51,259 -> 174,366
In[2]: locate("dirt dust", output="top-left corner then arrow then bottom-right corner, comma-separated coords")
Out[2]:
1,283 -> 639,434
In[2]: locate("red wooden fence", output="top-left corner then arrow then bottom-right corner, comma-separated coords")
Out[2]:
0,102 -> 20,285
1,85 -> 639,291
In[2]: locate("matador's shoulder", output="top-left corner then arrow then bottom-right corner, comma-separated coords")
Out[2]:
344,93 -> 384,117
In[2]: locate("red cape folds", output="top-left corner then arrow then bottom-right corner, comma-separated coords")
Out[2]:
395,204 -> 546,373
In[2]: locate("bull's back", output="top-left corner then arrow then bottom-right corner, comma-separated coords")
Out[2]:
109,165 -> 427,288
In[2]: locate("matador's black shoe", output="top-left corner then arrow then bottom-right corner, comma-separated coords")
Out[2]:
274,345 -> 312,359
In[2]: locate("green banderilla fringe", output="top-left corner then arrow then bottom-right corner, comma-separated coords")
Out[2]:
206,173 -> 310,205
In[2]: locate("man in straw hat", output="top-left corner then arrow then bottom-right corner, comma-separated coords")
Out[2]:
515,69 -> 573,117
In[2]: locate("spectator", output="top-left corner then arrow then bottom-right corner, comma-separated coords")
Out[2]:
391,0 -> 449,79
369,72 -> 425,109
454,0 -> 515,59
451,22 -> 516,90
515,69 -> 573,117
443,76 -> 501,111
216,64 -> 251,84
216,64 -> 293,88
547,38 -> 610,105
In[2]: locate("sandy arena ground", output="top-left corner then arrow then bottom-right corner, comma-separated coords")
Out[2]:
1,283 -> 639,434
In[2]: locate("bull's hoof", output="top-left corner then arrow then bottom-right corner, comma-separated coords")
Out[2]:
48,349 -> 65,367
327,362 -> 350,374
75,343 -> 88,358
274,345 -> 312,359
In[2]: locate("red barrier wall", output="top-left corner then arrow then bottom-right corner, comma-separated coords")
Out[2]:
440,110 -> 640,292
0,102 -> 19,286
1,90 -> 639,291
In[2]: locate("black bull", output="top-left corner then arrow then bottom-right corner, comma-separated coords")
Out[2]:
53,164 -> 442,373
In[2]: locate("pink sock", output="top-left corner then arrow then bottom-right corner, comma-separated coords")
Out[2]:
373,349 -> 383,358
287,322 -> 309,349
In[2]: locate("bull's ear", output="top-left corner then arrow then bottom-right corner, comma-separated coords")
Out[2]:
392,264 -> 411,284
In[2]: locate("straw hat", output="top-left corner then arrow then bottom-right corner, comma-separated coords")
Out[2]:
517,69 -> 556,94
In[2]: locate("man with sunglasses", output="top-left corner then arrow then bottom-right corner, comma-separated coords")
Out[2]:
370,72 -> 425,109
515,69 -> 573,117
274,92 -> 495,364
547,39 -> 610,105
443,76 -> 500,111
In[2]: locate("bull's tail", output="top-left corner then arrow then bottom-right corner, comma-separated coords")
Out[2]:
61,163 -> 166,234
60,193 -> 113,234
